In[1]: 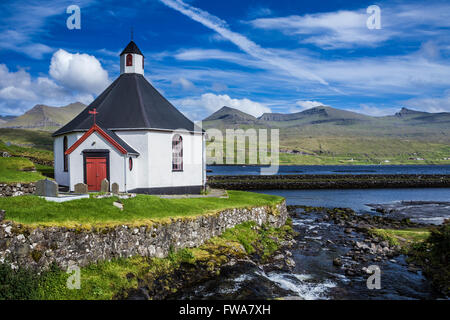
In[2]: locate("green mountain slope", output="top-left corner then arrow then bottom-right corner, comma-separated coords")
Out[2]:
0,102 -> 86,131
201,106 -> 450,165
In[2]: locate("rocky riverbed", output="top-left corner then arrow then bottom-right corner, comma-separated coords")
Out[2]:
170,205 -> 447,300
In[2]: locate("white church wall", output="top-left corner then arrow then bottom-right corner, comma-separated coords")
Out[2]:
115,130 -> 150,191
120,53 -> 144,75
67,131 -> 126,192
148,131 -> 204,188
54,133 -> 79,187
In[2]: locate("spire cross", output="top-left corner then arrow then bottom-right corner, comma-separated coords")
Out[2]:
89,108 -> 98,125
131,27 -> 133,41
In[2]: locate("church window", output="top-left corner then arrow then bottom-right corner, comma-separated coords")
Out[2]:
172,134 -> 183,171
63,136 -> 68,172
129,157 -> 133,171
126,54 -> 133,66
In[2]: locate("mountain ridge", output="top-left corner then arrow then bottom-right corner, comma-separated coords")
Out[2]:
0,102 -> 86,131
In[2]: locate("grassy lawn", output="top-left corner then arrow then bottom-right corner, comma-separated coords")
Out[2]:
0,157 -> 46,183
1,191 -> 284,228
370,228 -> 431,246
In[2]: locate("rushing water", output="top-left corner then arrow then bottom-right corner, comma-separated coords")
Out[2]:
179,188 -> 449,300
207,164 -> 450,175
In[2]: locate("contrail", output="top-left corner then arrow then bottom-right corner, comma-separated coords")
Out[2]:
159,0 -> 330,86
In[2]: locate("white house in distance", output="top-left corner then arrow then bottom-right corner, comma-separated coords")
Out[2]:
52,41 -> 206,194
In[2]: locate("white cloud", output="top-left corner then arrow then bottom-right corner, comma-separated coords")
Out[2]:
0,64 -> 72,115
159,0 -> 328,86
290,100 -> 326,113
403,94 -> 450,113
175,93 -> 271,118
249,3 -> 450,49
49,49 -> 110,95
172,77 -> 196,90
353,104 -> 399,117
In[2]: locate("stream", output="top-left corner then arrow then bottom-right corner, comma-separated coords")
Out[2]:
175,188 -> 449,300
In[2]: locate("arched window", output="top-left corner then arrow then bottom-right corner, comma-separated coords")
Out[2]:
142,56 -> 144,69
126,54 -> 133,66
129,157 -> 133,171
172,134 -> 183,171
63,136 -> 68,172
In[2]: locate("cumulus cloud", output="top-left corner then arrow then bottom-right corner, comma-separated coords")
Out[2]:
290,100 -> 326,113
176,93 -> 271,118
0,48 -> 106,115
0,64 -> 72,115
49,49 -> 110,95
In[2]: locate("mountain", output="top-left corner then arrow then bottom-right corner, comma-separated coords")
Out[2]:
0,102 -> 86,131
0,115 -> 17,124
201,106 -> 450,164
204,106 -> 257,123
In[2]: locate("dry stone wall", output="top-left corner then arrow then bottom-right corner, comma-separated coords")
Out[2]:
0,183 -> 36,197
0,201 -> 287,271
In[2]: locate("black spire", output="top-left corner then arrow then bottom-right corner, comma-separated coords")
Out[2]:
120,40 -> 143,57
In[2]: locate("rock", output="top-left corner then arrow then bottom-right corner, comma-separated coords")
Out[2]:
344,228 -> 353,234
284,257 -> 296,268
113,201 -> 124,210
345,269 -> 355,276
0,210 -> 4,222
333,258 -> 342,267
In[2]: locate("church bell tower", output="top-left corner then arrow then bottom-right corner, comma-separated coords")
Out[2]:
120,40 -> 144,75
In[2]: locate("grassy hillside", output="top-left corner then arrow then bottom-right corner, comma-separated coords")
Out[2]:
0,158 -> 47,183
0,102 -> 85,131
202,106 -> 450,165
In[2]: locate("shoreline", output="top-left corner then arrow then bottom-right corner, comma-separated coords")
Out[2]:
207,174 -> 450,190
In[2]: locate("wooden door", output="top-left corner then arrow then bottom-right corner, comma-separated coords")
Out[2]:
86,157 -> 107,191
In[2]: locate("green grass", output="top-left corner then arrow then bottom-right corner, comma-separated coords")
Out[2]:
370,228 -> 431,247
0,128 -> 53,151
1,191 -> 283,227
0,157 -> 46,183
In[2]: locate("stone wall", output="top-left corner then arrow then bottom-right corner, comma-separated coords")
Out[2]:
0,201 -> 287,270
0,183 -> 36,197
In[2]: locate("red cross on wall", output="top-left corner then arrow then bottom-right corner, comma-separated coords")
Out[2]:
89,108 -> 98,125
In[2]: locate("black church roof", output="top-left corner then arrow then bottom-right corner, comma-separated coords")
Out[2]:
53,73 -> 200,137
120,41 -> 144,56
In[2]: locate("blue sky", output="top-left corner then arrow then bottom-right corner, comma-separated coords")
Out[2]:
1,0 -> 450,120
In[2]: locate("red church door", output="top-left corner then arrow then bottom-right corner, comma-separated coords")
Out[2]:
86,157 -> 107,191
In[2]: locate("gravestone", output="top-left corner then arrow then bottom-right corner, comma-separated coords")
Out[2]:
35,179 -> 58,197
74,183 -> 88,194
100,179 -> 109,193
111,183 -> 119,195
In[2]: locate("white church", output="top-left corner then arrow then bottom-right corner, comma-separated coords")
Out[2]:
53,41 -> 206,194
